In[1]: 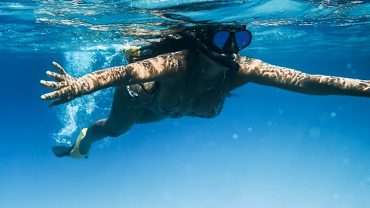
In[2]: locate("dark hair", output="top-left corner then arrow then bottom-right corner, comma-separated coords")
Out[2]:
126,24 -> 247,70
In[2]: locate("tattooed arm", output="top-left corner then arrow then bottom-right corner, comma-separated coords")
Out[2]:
41,50 -> 189,106
231,56 -> 370,97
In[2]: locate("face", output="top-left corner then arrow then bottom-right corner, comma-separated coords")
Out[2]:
197,24 -> 252,55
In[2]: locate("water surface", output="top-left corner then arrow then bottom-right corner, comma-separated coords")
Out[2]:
1,1 -> 369,208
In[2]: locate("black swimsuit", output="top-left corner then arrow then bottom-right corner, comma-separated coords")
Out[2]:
125,49 -> 229,118
126,71 -> 227,119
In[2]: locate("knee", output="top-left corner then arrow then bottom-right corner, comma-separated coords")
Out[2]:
102,117 -> 135,138
104,121 -> 131,138
106,129 -> 123,138
94,118 -> 125,138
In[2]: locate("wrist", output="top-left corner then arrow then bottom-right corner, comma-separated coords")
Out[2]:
76,76 -> 92,95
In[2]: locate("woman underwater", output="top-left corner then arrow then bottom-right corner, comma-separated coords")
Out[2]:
40,24 -> 370,158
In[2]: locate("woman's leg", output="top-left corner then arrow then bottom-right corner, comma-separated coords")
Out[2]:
53,86 -> 144,157
80,85 -> 146,153
137,109 -> 166,124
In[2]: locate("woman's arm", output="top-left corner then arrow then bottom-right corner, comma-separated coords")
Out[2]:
232,56 -> 370,97
41,50 -> 189,106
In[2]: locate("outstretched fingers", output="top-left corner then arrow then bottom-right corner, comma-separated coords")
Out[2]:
52,61 -> 67,75
46,70 -> 65,81
40,61 -> 82,106
40,80 -> 67,89
41,86 -> 72,100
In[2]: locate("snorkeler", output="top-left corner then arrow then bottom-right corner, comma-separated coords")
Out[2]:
40,24 -> 370,158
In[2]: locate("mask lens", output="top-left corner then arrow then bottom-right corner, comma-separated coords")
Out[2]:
235,30 -> 252,50
213,31 -> 230,50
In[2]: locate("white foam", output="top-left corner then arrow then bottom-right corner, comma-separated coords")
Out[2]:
8,3 -> 26,9
255,29 -> 306,41
132,0 -> 205,9
64,51 -> 96,76
253,0 -> 305,15
53,46 -> 123,145
81,43 -> 129,52
53,50 -> 98,144
54,104 -> 79,145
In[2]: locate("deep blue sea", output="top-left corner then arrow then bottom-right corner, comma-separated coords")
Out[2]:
1,1 -> 370,208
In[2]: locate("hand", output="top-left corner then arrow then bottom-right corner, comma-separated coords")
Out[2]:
40,61 -> 80,106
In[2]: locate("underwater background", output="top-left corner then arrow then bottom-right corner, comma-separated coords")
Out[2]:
1,0 -> 370,207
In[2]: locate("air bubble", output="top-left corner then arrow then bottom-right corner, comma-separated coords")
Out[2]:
346,63 -> 352,70
330,112 -> 337,118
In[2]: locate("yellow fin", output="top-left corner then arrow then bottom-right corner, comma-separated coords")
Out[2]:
70,128 -> 88,159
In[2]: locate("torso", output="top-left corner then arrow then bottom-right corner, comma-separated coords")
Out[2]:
129,50 -> 232,118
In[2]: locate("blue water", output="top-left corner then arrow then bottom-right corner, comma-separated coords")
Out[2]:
1,1 -> 370,208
